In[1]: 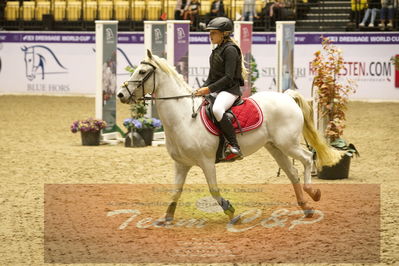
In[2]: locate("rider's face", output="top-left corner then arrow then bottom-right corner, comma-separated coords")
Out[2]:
209,30 -> 223,45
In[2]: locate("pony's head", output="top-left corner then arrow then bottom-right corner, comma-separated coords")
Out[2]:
118,49 -> 190,104
117,49 -> 158,104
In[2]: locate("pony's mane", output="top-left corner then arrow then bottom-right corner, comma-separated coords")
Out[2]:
147,55 -> 192,93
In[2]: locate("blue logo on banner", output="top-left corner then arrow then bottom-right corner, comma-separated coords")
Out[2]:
21,45 -> 68,81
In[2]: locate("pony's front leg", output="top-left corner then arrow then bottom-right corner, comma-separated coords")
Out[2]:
200,161 -> 238,222
164,162 -> 191,223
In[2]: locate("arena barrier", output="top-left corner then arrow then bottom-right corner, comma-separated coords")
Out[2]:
0,31 -> 398,100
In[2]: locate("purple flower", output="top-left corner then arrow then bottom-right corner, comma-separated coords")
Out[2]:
123,118 -> 133,127
70,118 -> 107,133
132,119 -> 143,129
152,118 -> 162,128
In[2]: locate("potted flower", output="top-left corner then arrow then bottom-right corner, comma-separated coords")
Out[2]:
123,102 -> 162,147
70,118 -> 107,146
310,37 -> 358,179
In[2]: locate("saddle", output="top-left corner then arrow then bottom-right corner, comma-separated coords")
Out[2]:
199,95 -> 263,163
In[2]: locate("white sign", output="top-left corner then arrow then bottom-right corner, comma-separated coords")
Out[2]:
0,32 -> 398,100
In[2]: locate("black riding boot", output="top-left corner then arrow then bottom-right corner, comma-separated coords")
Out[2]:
218,113 -> 242,158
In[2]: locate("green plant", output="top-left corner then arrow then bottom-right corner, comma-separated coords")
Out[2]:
311,37 -> 357,142
125,65 -> 137,73
390,55 -> 399,71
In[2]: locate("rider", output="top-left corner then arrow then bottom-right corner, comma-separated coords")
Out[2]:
194,17 -> 247,158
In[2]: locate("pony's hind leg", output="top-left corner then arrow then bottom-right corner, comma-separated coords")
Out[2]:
265,143 -> 315,218
164,162 -> 191,223
281,143 -> 321,202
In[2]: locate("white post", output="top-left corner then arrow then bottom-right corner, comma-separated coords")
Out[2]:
276,21 -> 295,92
234,21 -> 253,97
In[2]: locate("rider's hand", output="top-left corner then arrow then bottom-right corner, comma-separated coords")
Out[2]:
194,87 -> 210,96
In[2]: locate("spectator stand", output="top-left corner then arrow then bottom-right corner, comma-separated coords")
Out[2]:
1,0 -> 397,32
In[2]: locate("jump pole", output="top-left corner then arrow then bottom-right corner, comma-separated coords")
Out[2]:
95,20 -> 123,144
234,21 -> 253,97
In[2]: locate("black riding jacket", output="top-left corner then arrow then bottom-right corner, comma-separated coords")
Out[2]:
202,40 -> 244,96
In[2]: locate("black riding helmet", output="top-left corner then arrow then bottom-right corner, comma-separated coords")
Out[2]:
205,17 -> 234,32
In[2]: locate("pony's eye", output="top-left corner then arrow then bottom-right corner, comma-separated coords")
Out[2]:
139,70 -> 147,75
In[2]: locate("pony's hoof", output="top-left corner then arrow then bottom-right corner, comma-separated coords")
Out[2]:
229,215 -> 241,225
298,201 -> 314,218
156,217 -> 173,227
303,208 -> 315,218
312,189 -> 321,202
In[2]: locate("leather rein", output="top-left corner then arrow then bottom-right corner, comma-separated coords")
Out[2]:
123,61 -> 200,117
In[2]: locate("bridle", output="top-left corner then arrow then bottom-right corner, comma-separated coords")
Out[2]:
123,61 -> 157,102
123,60 -> 201,117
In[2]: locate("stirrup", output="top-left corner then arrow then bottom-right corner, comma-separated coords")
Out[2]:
226,145 -> 243,159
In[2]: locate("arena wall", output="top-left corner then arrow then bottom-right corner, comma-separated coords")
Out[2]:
0,31 -> 398,99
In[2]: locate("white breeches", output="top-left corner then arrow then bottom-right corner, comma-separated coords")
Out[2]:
212,91 -> 239,122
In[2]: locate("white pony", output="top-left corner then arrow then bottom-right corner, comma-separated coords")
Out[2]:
117,50 -> 341,222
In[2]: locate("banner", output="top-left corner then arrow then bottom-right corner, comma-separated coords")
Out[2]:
152,24 -> 167,58
95,21 -> 118,132
0,32 -> 144,95
167,21 -> 190,83
144,22 -> 167,58
234,21 -> 253,97
189,32 -> 399,100
0,31 -> 398,100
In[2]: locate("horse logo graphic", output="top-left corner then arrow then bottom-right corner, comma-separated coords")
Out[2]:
177,27 -> 186,41
117,48 -> 135,76
106,28 -> 115,42
243,27 -> 250,40
21,45 -> 67,81
154,28 -> 163,42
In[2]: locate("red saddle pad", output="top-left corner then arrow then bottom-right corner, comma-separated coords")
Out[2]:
200,98 -> 263,136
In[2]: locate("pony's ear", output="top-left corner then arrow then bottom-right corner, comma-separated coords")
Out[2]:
147,49 -> 153,60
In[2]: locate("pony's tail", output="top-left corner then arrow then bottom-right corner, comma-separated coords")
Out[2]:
285,89 -> 343,169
